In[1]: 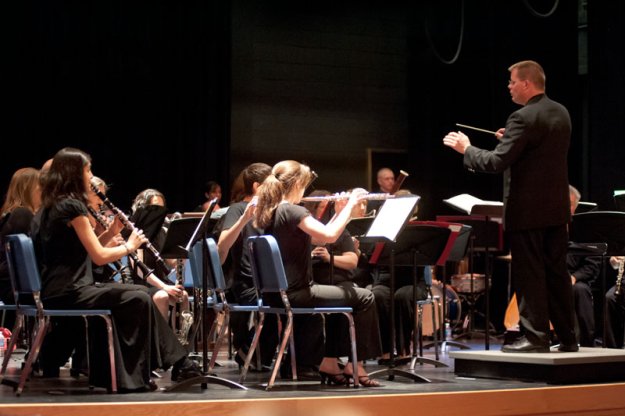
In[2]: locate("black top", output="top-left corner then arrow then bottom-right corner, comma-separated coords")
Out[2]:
265,203 -> 312,292
32,198 -> 94,301
312,229 -> 355,285
0,207 -> 35,303
220,201 -> 263,293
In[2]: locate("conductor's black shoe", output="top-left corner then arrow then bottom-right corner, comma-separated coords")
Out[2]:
501,336 -> 549,353
171,357 -> 202,382
557,343 -> 579,352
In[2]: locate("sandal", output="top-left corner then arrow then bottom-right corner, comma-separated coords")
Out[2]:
355,376 -> 381,387
344,373 -> 382,387
319,371 -> 349,386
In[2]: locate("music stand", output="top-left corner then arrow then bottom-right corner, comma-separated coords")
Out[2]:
165,200 -> 246,391
436,212 -> 504,350
614,191 -> 625,212
358,196 -> 440,382
569,211 -> 625,345
421,221 -> 473,351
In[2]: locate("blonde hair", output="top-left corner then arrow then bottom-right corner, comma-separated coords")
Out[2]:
255,160 -> 314,229
1,167 -> 41,216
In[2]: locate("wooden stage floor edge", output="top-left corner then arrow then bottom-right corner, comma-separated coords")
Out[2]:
1,382 -> 625,416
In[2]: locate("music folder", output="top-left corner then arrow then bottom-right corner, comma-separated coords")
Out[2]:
358,196 -> 420,243
159,217 -> 202,259
160,199 -> 218,259
443,193 -> 503,217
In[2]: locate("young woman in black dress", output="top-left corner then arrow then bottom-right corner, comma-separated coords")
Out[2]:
255,160 -> 382,386
31,147 -> 200,392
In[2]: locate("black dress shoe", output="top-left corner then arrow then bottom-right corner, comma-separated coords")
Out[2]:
171,357 -> 202,382
501,336 -> 549,353
557,343 -> 579,352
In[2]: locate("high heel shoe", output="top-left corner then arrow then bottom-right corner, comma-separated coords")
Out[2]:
344,373 -> 382,387
319,371 -> 349,386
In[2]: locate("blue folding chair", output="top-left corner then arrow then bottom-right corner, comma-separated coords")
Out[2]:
246,235 -> 359,390
0,234 -> 117,395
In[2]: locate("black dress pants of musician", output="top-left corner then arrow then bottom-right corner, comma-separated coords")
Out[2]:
508,224 -> 577,347
604,286 -> 625,349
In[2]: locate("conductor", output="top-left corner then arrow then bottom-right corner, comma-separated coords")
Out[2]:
443,60 -> 578,353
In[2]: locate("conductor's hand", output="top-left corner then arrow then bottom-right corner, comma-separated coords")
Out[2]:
443,131 -> 471,154
495,128 -> 505,140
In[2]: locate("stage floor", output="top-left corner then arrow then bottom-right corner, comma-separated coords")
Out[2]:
2,337 -> 625,416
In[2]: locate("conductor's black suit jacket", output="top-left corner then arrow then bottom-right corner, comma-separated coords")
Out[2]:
462,94 -> 571,232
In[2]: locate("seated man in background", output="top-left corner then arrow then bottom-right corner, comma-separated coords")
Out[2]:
568,185 -> 600,347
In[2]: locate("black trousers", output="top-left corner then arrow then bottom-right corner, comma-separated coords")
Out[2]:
288,281 -> 382,361
604,285 -> 625,348
43,283 -> 187,390
508,225 -> 576,346
572,281 -> 595,347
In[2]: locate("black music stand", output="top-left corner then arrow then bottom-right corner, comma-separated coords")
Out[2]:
422,221 -> 473,351
159,216 -> 203,362
569,211 -> 625,345
367,224 -> 451,378
437,210 -> 504,350
358,196 -> 439,382
165,200 -> 246,391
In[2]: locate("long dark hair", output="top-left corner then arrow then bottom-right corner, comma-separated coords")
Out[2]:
40,147 -> 92,208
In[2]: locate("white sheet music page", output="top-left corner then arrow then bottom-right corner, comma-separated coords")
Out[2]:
365,196 -> 420,242
444,193 -> 502,215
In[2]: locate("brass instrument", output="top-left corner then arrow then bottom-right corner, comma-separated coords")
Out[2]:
90,181 -> 171,279
172,258 -> 193,346
301,192 -> 396,202
615,258 -> 624,299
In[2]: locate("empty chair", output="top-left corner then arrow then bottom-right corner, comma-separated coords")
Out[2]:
0,234 -> 116,395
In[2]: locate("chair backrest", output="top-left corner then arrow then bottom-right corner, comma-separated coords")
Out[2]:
188,238 -> 225,294
188,240 -> 203,289
205,238 -> 227,292
247,235 -> 289,297
4,234 -> 41,306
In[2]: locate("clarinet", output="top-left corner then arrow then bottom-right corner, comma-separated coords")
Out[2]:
87,205 -> 153,283
615,258 -> 624,299
90,182 -> 171,279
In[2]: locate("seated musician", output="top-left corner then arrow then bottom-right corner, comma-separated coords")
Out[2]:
254,161 -> 382,386
568,185 -> 600,347
126,188 -> 190,323
604,255 -> 625,348
368,190 -> 429,360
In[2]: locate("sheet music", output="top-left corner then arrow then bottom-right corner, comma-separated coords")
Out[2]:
443,193 -> 503,215
365,196 -> 420,242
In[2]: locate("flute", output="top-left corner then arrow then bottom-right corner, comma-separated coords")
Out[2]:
301,192 -> 395,202
90,181 -> 172,279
